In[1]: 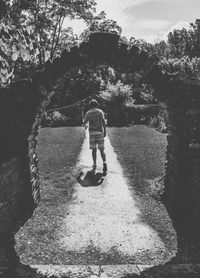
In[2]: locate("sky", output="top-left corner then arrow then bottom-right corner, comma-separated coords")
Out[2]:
64,0 -> 200,43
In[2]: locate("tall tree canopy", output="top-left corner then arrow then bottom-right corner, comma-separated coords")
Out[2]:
0,0 -> 97,84
168,19 -> 200,58
80,11 -> 122,41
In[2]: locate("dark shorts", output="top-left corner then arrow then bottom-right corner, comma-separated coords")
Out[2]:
89,132 -> 104,150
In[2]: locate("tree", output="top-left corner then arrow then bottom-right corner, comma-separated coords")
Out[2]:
0,0 -> 97,84
153,40 -> 171,59
190,19 -> 200,57
167,19 -> 200,59
1,0 -> 97,61
16,0 -> 97,63
0,0 -> 40,84
100,81 -> 134,126
80,11 -> 122,41
128,37 -> 154,53
154,19 -> 200,78
53,64 -> 116,108
159,56 -> 200,78
168,28 -> 192,58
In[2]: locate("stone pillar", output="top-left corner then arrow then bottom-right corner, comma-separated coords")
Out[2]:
161,83 -> 200,236
0,81 -> 51,275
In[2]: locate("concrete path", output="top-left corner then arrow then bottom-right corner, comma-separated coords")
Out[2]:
58,131 -> 169,264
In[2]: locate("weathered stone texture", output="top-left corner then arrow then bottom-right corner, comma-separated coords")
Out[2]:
0,158 -> 21,234
160,78 -> 200,234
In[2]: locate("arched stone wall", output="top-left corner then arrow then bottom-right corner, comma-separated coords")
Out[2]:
1,32 -> 200,271
157,74 -> 200,232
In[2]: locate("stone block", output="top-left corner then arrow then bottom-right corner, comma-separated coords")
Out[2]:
28,140 -> 37,150
28,134 -> 35,142
37,84 -> 48,97
31,118 -> 41,130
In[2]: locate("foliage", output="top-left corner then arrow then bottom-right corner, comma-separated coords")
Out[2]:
122,37 -> 170,59
148,112 -> 167,133
20,0 -> 94,62
148,19 -> 200,78
152,41 -> 171,59
120,72 -> 154,104
52,63 -> 156,127
80,11 -> 122,41
54,65 -> 116,108
101,81 -> 134,107
11,0 -> 96,63
168,28 -> 193,58
168,20 -> 200,59
100,81 -> 135,126
42,110 -> 69,127
0,21 -> 39,84
128,37 -> 154,53
159,56 -> 200,78
0,0 -> 97,84
139,84 -> 154,104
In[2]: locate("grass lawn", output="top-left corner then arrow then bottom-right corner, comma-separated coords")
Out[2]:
15,127 -> 85,265
108,125 -> 167,195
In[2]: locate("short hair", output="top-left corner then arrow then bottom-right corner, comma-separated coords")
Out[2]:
89,99 -> 98,108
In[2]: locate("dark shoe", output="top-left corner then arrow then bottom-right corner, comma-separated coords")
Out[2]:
91,165 -> 96,173
103,163 -> 107,173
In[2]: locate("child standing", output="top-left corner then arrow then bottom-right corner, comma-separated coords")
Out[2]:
83,99 -> 107,173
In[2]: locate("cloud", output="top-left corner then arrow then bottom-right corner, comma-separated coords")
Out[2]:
143,21 -> 191,43
143,34 -> 160,43
134,20 -> 171,30
122,0 -> 200,23
63,18 -> 86,35
127,0 -> 163,6
63,0 -> 199,45
167,21 -> 191,32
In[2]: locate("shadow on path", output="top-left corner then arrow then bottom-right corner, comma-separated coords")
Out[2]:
77,170 -> 107,187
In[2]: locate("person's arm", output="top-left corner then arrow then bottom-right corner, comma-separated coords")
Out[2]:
83,112 -> 89,128
102,111 -> 106,137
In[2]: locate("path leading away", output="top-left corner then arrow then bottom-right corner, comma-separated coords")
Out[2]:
58,131 -> 174,265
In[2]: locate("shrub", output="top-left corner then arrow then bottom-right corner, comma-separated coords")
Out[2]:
148,112 -> 167,133
159,56 -> 200,78
100,81 -> 135,126
42,111 -> 70,127
125,105 -> 167,133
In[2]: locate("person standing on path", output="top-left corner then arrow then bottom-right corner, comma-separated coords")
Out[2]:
83,99 -> 107,173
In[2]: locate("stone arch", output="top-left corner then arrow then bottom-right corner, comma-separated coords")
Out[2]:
1,32 -> 200,266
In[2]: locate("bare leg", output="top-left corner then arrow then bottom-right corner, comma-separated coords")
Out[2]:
92,149 -> 97,166
100,148 -> 106,163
